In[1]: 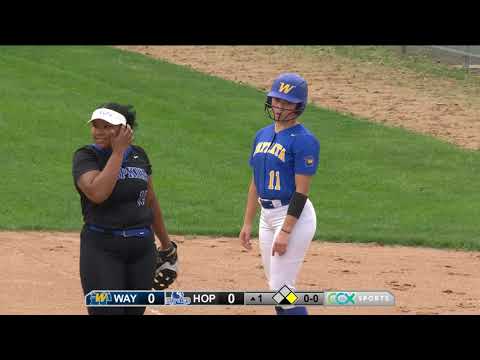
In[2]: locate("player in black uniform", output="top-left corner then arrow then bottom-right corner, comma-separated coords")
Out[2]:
72,103 -> 175,315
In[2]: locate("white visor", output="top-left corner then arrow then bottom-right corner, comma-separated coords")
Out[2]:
89,108 -> 127,126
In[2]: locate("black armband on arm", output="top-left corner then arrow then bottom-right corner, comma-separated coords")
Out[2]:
287,192 -> 308,219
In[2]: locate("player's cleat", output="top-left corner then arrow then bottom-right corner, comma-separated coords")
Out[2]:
275,306 -> 308,315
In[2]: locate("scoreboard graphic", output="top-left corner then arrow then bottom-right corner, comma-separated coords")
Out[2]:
86,286 -> 395,307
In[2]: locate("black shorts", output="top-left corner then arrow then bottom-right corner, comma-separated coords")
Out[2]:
79,225 -> 156,315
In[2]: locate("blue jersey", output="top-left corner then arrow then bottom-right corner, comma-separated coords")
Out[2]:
249,123 -> 320,202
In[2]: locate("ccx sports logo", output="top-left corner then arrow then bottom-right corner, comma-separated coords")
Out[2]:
325,292 -> 356,305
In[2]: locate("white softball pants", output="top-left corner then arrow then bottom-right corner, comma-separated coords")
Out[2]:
258,199 -> 317,292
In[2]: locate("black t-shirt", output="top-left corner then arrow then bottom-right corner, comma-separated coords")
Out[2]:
72,144 -> 153,229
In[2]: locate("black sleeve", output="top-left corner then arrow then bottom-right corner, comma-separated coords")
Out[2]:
133,145 -> 152,175
72,147 -> 100,183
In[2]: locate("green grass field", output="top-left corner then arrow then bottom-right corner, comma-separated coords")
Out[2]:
1,46 -> 479,250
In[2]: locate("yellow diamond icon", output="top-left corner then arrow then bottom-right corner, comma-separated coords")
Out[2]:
286,292 -> 298,304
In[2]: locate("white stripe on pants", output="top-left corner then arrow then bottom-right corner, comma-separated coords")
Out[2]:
259,199 -> 317,292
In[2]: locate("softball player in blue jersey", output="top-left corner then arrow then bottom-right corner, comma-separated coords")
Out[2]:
239,73 -> 320,316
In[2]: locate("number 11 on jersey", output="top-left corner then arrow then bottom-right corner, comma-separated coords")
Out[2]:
268,170 -> 281,190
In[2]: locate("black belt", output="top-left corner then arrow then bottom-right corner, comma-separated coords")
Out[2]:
86,224 -> 152,237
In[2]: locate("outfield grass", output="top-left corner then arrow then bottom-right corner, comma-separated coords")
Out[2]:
1,46 -> 479,250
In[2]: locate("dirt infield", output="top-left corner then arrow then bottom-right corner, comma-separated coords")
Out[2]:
118,45 -> 480,150
1,231 -> 479,315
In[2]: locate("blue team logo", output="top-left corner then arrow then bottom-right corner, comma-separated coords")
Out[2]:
166,291 -> 191,305
88,291 -> 113,305
304,155 -> 315,167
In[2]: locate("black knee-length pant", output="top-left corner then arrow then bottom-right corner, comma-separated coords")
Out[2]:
80,225 -> 156,315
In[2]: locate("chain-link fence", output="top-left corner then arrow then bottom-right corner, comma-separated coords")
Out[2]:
397,46 -> 480,70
